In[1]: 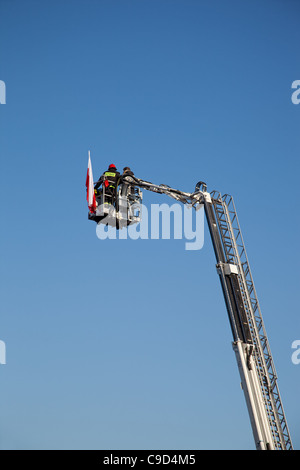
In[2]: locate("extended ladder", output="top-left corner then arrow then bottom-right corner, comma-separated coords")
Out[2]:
205,190 -> 293,450
118,175 -> 293,450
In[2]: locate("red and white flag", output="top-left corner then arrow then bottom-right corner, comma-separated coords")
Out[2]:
86,151 -> 97,213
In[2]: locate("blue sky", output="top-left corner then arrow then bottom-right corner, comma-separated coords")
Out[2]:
0,0 -> 299,450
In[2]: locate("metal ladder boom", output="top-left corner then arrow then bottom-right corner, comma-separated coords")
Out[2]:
209,191 -> 293,450
123,175 -> 293,450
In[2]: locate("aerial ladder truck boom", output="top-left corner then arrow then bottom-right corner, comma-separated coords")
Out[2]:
88,168 -> 293,450
201,188 -> 292,450
122,175 -> 293,450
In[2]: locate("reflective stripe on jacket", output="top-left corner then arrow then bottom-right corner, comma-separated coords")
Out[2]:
104,171 -> 120,188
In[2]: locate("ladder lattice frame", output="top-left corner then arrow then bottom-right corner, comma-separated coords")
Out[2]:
211,191 -> 293,450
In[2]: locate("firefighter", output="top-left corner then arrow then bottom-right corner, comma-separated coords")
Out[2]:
122,166 -> 134,177
121,167 -> 135,196
94,164 -> 121,206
